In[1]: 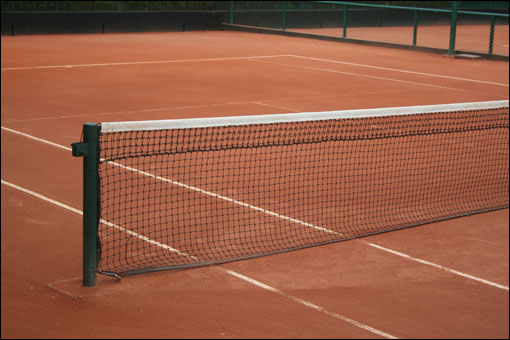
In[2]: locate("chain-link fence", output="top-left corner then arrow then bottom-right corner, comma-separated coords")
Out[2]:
227,1 -> 509,57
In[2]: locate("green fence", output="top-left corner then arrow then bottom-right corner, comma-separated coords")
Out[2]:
2,1 -> 507,12
0,1 -> 233,11
2,1 -> 508,57
227,1 -> 509,57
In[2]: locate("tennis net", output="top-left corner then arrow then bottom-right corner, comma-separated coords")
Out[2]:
72,100 -> 509,285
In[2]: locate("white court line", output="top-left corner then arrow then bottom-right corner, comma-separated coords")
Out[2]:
367,243 -> 509,291
3,53 -> 507,88
0,126 -> 339,236
107,159 -> 340,236
0,55 -> 293,71
0,178 -> 396,339
2,179 -> 82,215
2,126 -> 508,293
251,58 -> 472,92
0,180 -> 196,260
3,100 -> 263,123
288,55 -> 510,87
224,269 -> 398,339
253,101 -> 302,113
3,89 -> 414,124
1,126 -> 72,152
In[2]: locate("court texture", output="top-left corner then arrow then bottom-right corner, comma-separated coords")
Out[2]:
1,5 -> 509,339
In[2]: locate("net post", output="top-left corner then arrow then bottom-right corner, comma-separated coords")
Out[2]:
448,1 -> 459,56
488,15 -> 495,55
71,123 -> 100,287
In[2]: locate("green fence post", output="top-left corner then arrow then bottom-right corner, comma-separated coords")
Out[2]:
343,4 -> 348,38
230,1 -> 234,24
448,1 -> 459,55
488,16 -> 495,55
282,1 -> 287,31
412,10 -> 418,46
71,123 -> 100,287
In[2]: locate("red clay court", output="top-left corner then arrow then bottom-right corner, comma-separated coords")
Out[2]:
1,29 -> 509,339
